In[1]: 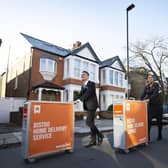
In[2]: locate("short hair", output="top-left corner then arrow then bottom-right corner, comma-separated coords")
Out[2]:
82,71 -> 89,76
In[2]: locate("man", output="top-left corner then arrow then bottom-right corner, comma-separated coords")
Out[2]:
75,71 -> 104,147
141,74 -> 163,141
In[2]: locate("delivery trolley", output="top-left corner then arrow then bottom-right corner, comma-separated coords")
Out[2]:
22,101 -> 74,162
113,100 -> 148,153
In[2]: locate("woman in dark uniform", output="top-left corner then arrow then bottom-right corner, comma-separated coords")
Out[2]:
141,74 -> 163,141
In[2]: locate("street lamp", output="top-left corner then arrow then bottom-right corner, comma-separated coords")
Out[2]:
0,39 -> 2,47
126,3 -> 135,99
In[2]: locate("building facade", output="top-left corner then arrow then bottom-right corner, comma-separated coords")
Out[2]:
5,33 -> 127,111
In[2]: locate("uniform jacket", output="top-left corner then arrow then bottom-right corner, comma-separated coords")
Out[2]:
141,82 -> 162,105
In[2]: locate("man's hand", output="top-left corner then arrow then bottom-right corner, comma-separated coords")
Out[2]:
144,99 -> 149,102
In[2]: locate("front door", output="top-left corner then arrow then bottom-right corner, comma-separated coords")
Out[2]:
42,90 -> 60,101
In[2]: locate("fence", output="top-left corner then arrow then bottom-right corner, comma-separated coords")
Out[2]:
0,97 -> 26,123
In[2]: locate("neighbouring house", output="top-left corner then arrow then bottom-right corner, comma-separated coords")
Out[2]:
5,33 -> 127,111
0,72 -> 6,97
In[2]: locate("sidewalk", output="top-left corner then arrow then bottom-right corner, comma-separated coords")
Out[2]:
0,119 -> 113,147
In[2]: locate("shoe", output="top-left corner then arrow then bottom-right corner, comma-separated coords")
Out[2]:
97,135 -> 104,145
157,136 -> 162,141
84,140 -> 96,148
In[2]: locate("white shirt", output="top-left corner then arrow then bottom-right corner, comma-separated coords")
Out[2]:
83,80 -> 89,86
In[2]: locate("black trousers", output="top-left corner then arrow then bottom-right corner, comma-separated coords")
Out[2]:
148,104 -> 163,139
86,110 -> 102,140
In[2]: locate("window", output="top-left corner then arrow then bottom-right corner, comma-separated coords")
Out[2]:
102,69 -> 106,84
103,95 -> 106,105
64,90 -> 69,101
74,59 -> 81,78
102,94 -> 106,110
109,95 -> 113,104
90,64 -> 96,81
115,71 -> 119,86
40,58 -> 56,73
109,70 -> 113,84
39,58 -> 57,80
65,59 -> 70,77
119,73 -> 123,86
120,95 -> 124,100
83,62 -> 89,72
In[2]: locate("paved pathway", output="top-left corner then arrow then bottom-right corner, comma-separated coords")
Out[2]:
0,119 -> 113,147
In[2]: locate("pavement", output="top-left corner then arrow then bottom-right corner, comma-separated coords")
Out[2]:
0,119 -> 113,147
1,118 -> 167,148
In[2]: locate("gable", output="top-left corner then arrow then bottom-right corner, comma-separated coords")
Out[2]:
111,60 -> 124,71
75,47 -> 97,62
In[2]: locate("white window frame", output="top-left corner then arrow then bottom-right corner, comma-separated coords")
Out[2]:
115,71 -> 119,86
74,59 -> 81,78
40,58 -> 56,73
109,70 -> 113,85
39,58 -> 57,80
119,72 -> 123,87
90,63 -> 96,81
102,69 -> 106,84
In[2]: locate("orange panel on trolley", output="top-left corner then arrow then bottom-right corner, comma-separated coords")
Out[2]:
113,100 -> 148,151
24,101 -> 74,158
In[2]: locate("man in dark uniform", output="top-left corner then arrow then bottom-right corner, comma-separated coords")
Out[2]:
141,74 -> 163,141
75,71 -> 104,147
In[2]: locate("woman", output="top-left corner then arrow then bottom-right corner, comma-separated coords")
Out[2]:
141,74 -> 163,141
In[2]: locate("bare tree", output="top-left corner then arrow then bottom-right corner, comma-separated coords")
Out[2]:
130,37 -> 168,99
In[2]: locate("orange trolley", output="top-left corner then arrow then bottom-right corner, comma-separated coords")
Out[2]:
22,101 -> 74,162
113,100 -> 148,153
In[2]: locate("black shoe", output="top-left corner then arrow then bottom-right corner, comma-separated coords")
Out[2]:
157,136 -> 162,141
84,140 -> 96,148
97,135 -> 104,145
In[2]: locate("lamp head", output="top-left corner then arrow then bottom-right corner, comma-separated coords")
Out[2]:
127,4 -> 135,11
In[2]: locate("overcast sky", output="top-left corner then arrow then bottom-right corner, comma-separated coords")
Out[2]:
0,0 -> 168,74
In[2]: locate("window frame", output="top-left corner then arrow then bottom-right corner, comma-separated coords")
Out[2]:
40,58 -> 56,73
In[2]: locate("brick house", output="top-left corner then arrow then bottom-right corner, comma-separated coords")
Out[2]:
5,33 -> 127,111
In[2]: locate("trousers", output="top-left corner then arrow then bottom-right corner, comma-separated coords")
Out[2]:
85,110 -> 102,140
148,104 -> 163,139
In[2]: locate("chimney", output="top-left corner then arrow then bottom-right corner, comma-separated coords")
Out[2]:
72,41 -> 81,50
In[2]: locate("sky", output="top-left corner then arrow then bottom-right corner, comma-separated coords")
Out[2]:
0,0 -> 168,74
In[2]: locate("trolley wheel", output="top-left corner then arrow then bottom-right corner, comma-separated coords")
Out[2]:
144,142 -> 149,146
115,148 -> 129,154
65,149 -> 74,153
123,149 -> 129,154
24,158 -> 36,163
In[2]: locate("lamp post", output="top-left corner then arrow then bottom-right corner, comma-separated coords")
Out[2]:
126,3 -> 135,99
0,39 -> 2,47
5,46 -> 11,97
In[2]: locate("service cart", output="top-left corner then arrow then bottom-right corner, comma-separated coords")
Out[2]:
22,101 -> 74,162
113,100 -> 148,153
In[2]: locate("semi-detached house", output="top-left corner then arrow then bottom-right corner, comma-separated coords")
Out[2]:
6,33 -> 127,111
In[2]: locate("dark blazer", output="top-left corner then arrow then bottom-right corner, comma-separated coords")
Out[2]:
141,82 -> 162,105
77,80 -> 98,111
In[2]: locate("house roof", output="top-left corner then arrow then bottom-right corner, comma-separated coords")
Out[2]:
70,42 -> 101,63
32,81 -> 65,90
21,33 -> 70,56
100,56 -> 126,72
21,33 -> 125,71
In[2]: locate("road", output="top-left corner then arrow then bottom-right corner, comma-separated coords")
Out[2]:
0,126 -> 168,168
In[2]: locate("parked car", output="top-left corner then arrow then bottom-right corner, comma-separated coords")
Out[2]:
163,104 -> 168,119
